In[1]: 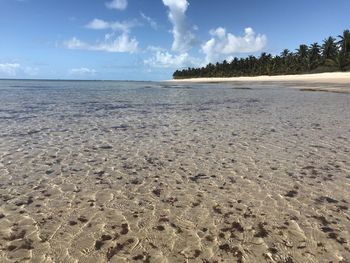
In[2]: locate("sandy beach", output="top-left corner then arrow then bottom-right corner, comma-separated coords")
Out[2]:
170,72 -> 350,94
0,80 -> 349,262
169,72 -> 350,84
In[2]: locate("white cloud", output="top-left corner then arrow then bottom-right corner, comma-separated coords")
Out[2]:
0,63 -> 38,77
86,19 -> 138,33
146,46 -> 166,52
162,0 -> 196,53
63,37 -> 89,50
105,0 -> 127,10
144,51 -> 200,69
64,33 -> 139,53
202,27 -> 267,63
140,12 -> 158,30
94,34 -> 138,52
86,19 -> 109,30
70,67 -> 96,76
0,63 -> 21,76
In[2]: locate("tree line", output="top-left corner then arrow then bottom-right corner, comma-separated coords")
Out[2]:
173,30 -> 350,79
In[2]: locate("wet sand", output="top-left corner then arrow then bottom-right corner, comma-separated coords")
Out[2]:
0,80 -> 349,262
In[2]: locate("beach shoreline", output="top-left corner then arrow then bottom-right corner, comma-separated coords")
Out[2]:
168,72 -> 350,84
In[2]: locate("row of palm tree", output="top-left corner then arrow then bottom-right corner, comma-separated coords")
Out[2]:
173,30 -> 350,79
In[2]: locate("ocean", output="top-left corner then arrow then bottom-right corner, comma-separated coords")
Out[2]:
0,79 -> 349,262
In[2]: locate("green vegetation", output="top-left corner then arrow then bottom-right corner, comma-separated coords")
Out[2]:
173,30 -> 350,79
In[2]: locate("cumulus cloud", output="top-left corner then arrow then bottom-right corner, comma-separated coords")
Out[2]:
0,63 -> 38,77
105,0 -> 127,10
86,19 -> 138,33
64,33 -> 139,53
144,51 -> 200,69
140,12 -> 158,30
162,0 -> 196,53
70,67 -> 96,76
0,63 -> 21,76
202,27 -> 267,63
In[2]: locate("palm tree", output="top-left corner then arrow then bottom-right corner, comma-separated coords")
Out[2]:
334,52 -> 349,71
309,42 -> 321,70
281,49 -> 290,58
296,44 -> 309,59
338,30 -> 350,53
295,44 -> 309,72
322,37 -> 338,60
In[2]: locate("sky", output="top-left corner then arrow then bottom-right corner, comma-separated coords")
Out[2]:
0,0 -> 349,80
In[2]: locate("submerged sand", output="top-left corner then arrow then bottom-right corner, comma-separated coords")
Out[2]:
0,80 -> 349,262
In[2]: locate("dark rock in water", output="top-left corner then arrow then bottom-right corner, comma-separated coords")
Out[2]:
189,173 -> 208,182
218,244 -> 243,261
231,222 -> 244,233
337,205 -> 348,210
315,196 -> 338,204
95,240 -> 104,250
5,229 -> 26,241
106,243 -> 124,260
106,239 -> 134,261
156,225 -> 165,231
312,215 -> 330,226
285,190 -> 298,198
254,222 -> 268,238
100,145 -> 113,150
69,221 -> 78,226
193,249 -> 201,258
268,247 -> 278,254
130,179 -> 141,185
19,239 -> 34,250
321,226 -> 333,233
152,188 -> 162,197
111,125 -> 129,130
219,243 -> 230,251
213,205 -> 222,214
133,254 -> 144,260
7,245 -> 17,251
95,234 -> 113,250
328,232 -> 338,239
221,222 -> 244,233
0,213 -> 5,219
101,234 -> 112,241
120,223 -> 129,235
78,216 -> 88,223
283,257 -> 294,263
94,171 -> 105,177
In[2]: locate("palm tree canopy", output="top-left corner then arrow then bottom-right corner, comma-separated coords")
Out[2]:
338,29 -> 350,53
322,37 -> 338,59
296,44 -> 309,58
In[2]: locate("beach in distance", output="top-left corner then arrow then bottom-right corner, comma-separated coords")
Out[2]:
0,79 -> 349,262
169,71 -> 350,83
169,72 -> 350,93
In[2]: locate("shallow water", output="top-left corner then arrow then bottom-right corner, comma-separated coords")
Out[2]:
0,80 -> 349,262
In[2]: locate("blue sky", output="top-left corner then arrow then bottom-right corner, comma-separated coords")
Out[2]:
0,0 -> 349,80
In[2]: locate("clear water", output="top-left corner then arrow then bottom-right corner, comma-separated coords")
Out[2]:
0,80 -> 349,262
